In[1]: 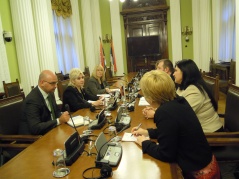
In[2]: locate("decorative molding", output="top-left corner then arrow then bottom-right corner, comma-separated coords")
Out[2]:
126,12 -> 167,24
122,0 -> 167,9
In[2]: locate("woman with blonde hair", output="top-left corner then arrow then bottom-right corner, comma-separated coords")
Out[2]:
86,64 -> 112,96
131,70 -> 220,178
62,68 -> 102,112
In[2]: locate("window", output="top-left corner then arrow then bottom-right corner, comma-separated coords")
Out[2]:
52,11 -> 79,74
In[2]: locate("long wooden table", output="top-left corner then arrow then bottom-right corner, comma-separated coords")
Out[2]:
0,73 -> 180,179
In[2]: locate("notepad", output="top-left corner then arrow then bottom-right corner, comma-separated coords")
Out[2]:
67,115 -> 89,127
97,94 -> 111,98
138,97 -> 150,106
121,132 -> 137,142
110,89 -> 120,92
122,132 -> 150,142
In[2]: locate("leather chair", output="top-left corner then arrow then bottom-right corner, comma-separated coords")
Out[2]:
84,76 -> 90,88
202,72 -> 219,106
2,79 -> 24,98
57,79 -> 70,101
55,71 -> 64,81
205,83 -> 239,178
205,83 -> 239,158
105,66 -> 124,86
0,94 -> 41,166
218,59 -> 236,93
83,66 -> 90,77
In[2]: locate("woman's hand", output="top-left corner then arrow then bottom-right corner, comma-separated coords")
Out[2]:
99,96 -> 104,100
142,107 -> 155,119
135,135 -> 148,146
105,88 -> 111,93
92,100 -> 102,106
131,127 -> 149,137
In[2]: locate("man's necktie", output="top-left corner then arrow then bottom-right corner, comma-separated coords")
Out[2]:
47,95 -> 56,120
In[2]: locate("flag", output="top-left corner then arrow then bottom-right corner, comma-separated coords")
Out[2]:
110,38 -> 117,73
99,37 -> 106,69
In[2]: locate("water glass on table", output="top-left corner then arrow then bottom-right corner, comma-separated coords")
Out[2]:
53,149 -> 70,178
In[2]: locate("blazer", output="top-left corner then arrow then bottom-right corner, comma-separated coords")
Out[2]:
142,97 -> 212,173
177,85 -> 222,133
19,87 -> 61,135
85,76 -> 108,96
62,86 -> 99,112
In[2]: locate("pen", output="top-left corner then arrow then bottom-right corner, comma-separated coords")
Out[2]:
131,123 -> 142,136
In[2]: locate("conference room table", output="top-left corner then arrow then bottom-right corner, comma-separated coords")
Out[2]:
0,73 -> 181,179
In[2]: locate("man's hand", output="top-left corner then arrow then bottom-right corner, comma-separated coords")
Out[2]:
59,111 -> 70,124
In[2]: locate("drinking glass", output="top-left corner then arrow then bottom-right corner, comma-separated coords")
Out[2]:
108,126 -> 117,137
109,126 -> 121,142
53,149 -> 70,178
104,98 -> 111,116
88,141 -> 95,156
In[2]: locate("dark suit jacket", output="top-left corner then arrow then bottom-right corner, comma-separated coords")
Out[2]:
85,76 -> 108,96
62,86 -> 99,112
19,87 -> 61,135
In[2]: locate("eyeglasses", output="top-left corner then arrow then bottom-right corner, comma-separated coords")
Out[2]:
44,81 -> 58,85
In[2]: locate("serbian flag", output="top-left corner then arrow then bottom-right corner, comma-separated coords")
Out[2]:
110,38 -> 117,73
99,37 -> 106,69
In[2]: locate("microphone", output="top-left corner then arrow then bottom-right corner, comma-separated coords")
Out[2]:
65,104 -> 78,134
64,104 -> 85,166
65,104 -> 91,142
95,131 -> 124,167
90,105 -> 102,112
125,97 -> 136,107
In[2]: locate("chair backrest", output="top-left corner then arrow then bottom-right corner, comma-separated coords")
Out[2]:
202,73 -> 219,105
55,71 -> 64,81
57,79 -> 70,101
2,79 -> 23,98
208,58 -> 215,76
0,94 -> 24,135
84,66 -> 90,77
224,83 -> 239,132
229,59 -> 236,84
105,67 -> 113,80
84,76 -> 90,88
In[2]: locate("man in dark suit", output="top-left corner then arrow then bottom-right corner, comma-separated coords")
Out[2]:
19,70 -> 70,135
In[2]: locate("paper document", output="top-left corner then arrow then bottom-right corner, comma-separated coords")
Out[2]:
97,94 -> 111,98
110,89 -> 120,92
122,132 -> 137,142
138,97 -> 150,106
67,115 -> 89,127
122,132 -> 150,142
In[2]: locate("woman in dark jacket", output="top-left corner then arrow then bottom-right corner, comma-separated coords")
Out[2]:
131,70 -> 220,178
86,64 -> 112,96
62,68 -> 103,112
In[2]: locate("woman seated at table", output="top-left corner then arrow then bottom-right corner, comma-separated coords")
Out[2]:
62,68 -> 103,112
142,59 -> 223,133
132,70 -> 220,178
85,64 -> 112,96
